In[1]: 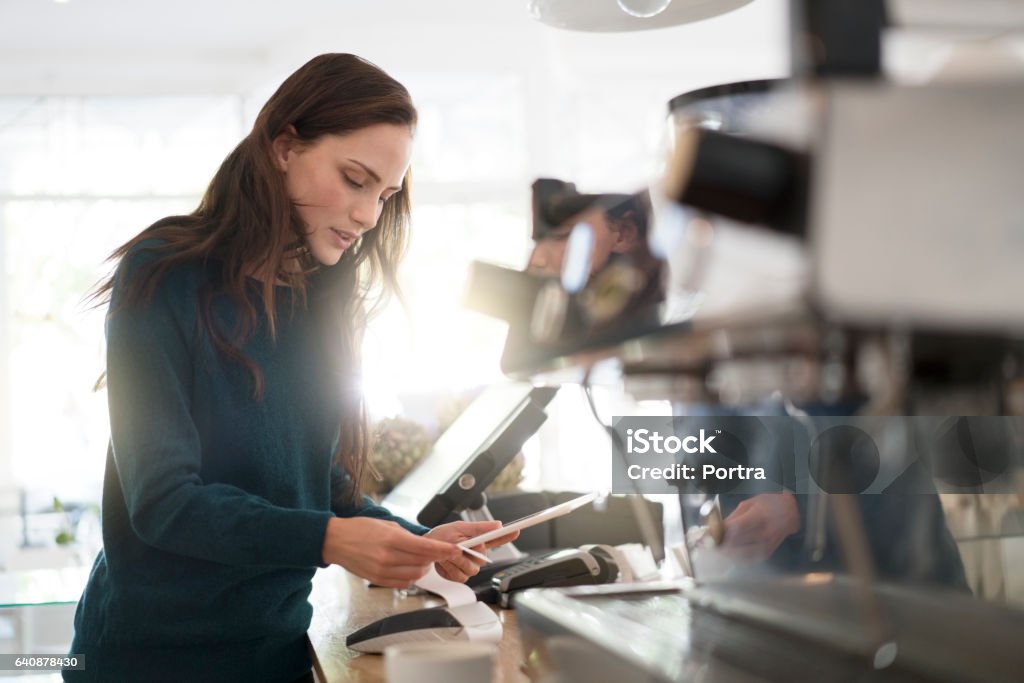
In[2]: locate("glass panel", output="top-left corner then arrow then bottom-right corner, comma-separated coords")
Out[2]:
403,73 -> 526,184
5,198 -> 195,499
363,202 -> 530,407
0,96 -> 242,197
0,568 -> 89,608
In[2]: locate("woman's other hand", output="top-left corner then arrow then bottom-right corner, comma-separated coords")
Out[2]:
426,520 -> 521,583
321,517 -> 461,588
720,492 -> 800,563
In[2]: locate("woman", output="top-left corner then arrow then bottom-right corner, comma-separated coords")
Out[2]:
67,53 -> 514,683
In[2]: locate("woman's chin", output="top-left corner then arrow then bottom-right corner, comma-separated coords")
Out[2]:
309,246 -> 345,267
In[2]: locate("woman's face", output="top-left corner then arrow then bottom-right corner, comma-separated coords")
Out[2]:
273,123 -> 413,266
527,207 -> 626,279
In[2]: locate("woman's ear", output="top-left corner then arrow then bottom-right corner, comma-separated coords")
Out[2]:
270,124 -> 300,173
609,212 -> 641,254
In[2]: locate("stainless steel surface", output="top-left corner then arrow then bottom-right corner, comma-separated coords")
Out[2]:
811,81 -> 1024,333
889,0 -> 1024,30
516,577 -> 1024,682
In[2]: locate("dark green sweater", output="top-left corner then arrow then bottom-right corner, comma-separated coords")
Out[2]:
67,247 -> 426,683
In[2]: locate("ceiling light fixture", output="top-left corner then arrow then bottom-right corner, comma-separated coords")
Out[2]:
527,0 -> 754,32
618,0 -> 674,19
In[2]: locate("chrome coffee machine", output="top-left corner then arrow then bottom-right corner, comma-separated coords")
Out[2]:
500,2 -> 1024,681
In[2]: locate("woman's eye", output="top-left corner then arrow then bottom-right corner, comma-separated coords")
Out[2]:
344,176 -> 364,190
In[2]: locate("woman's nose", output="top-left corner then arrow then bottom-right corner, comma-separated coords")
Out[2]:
350,196 -> 378,231
528,246 -> 547,271
528,244 -> 563,275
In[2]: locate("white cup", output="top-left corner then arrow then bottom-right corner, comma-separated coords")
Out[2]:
384,641 -> 498,683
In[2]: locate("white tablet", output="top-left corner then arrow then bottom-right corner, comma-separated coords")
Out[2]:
458,492 -> 599,549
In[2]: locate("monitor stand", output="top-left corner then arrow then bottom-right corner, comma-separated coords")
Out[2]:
460,492 -> 526,563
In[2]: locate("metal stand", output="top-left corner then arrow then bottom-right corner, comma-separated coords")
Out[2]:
459,492 -> 526,562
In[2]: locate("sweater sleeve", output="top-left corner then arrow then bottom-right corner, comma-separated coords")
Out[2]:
106,256 -> 334,568
329,464 -> 430,535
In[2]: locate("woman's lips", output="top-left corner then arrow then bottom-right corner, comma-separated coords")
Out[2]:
330,228 -> 356,249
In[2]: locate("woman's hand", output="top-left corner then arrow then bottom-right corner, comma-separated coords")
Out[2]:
720,492 -> 800,563
321,517 -> 462,588
425,521 -> 521,583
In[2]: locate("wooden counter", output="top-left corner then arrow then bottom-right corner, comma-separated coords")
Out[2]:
307,566 -> 528,683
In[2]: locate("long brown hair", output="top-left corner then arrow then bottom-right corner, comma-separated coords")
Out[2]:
90,53 -> 416,500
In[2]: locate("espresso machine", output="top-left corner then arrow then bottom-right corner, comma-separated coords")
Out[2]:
470,1 -> 1024,681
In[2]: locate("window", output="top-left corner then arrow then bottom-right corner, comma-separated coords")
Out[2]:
0,95 -> 245,504
0,76 -> 538,508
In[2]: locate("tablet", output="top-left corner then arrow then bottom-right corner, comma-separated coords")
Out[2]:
458,492 -> 599,549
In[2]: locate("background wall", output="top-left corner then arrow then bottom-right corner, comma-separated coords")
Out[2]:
0,0 -> 788,560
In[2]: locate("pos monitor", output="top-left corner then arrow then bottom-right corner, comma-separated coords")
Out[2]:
382,383 -> 558,527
